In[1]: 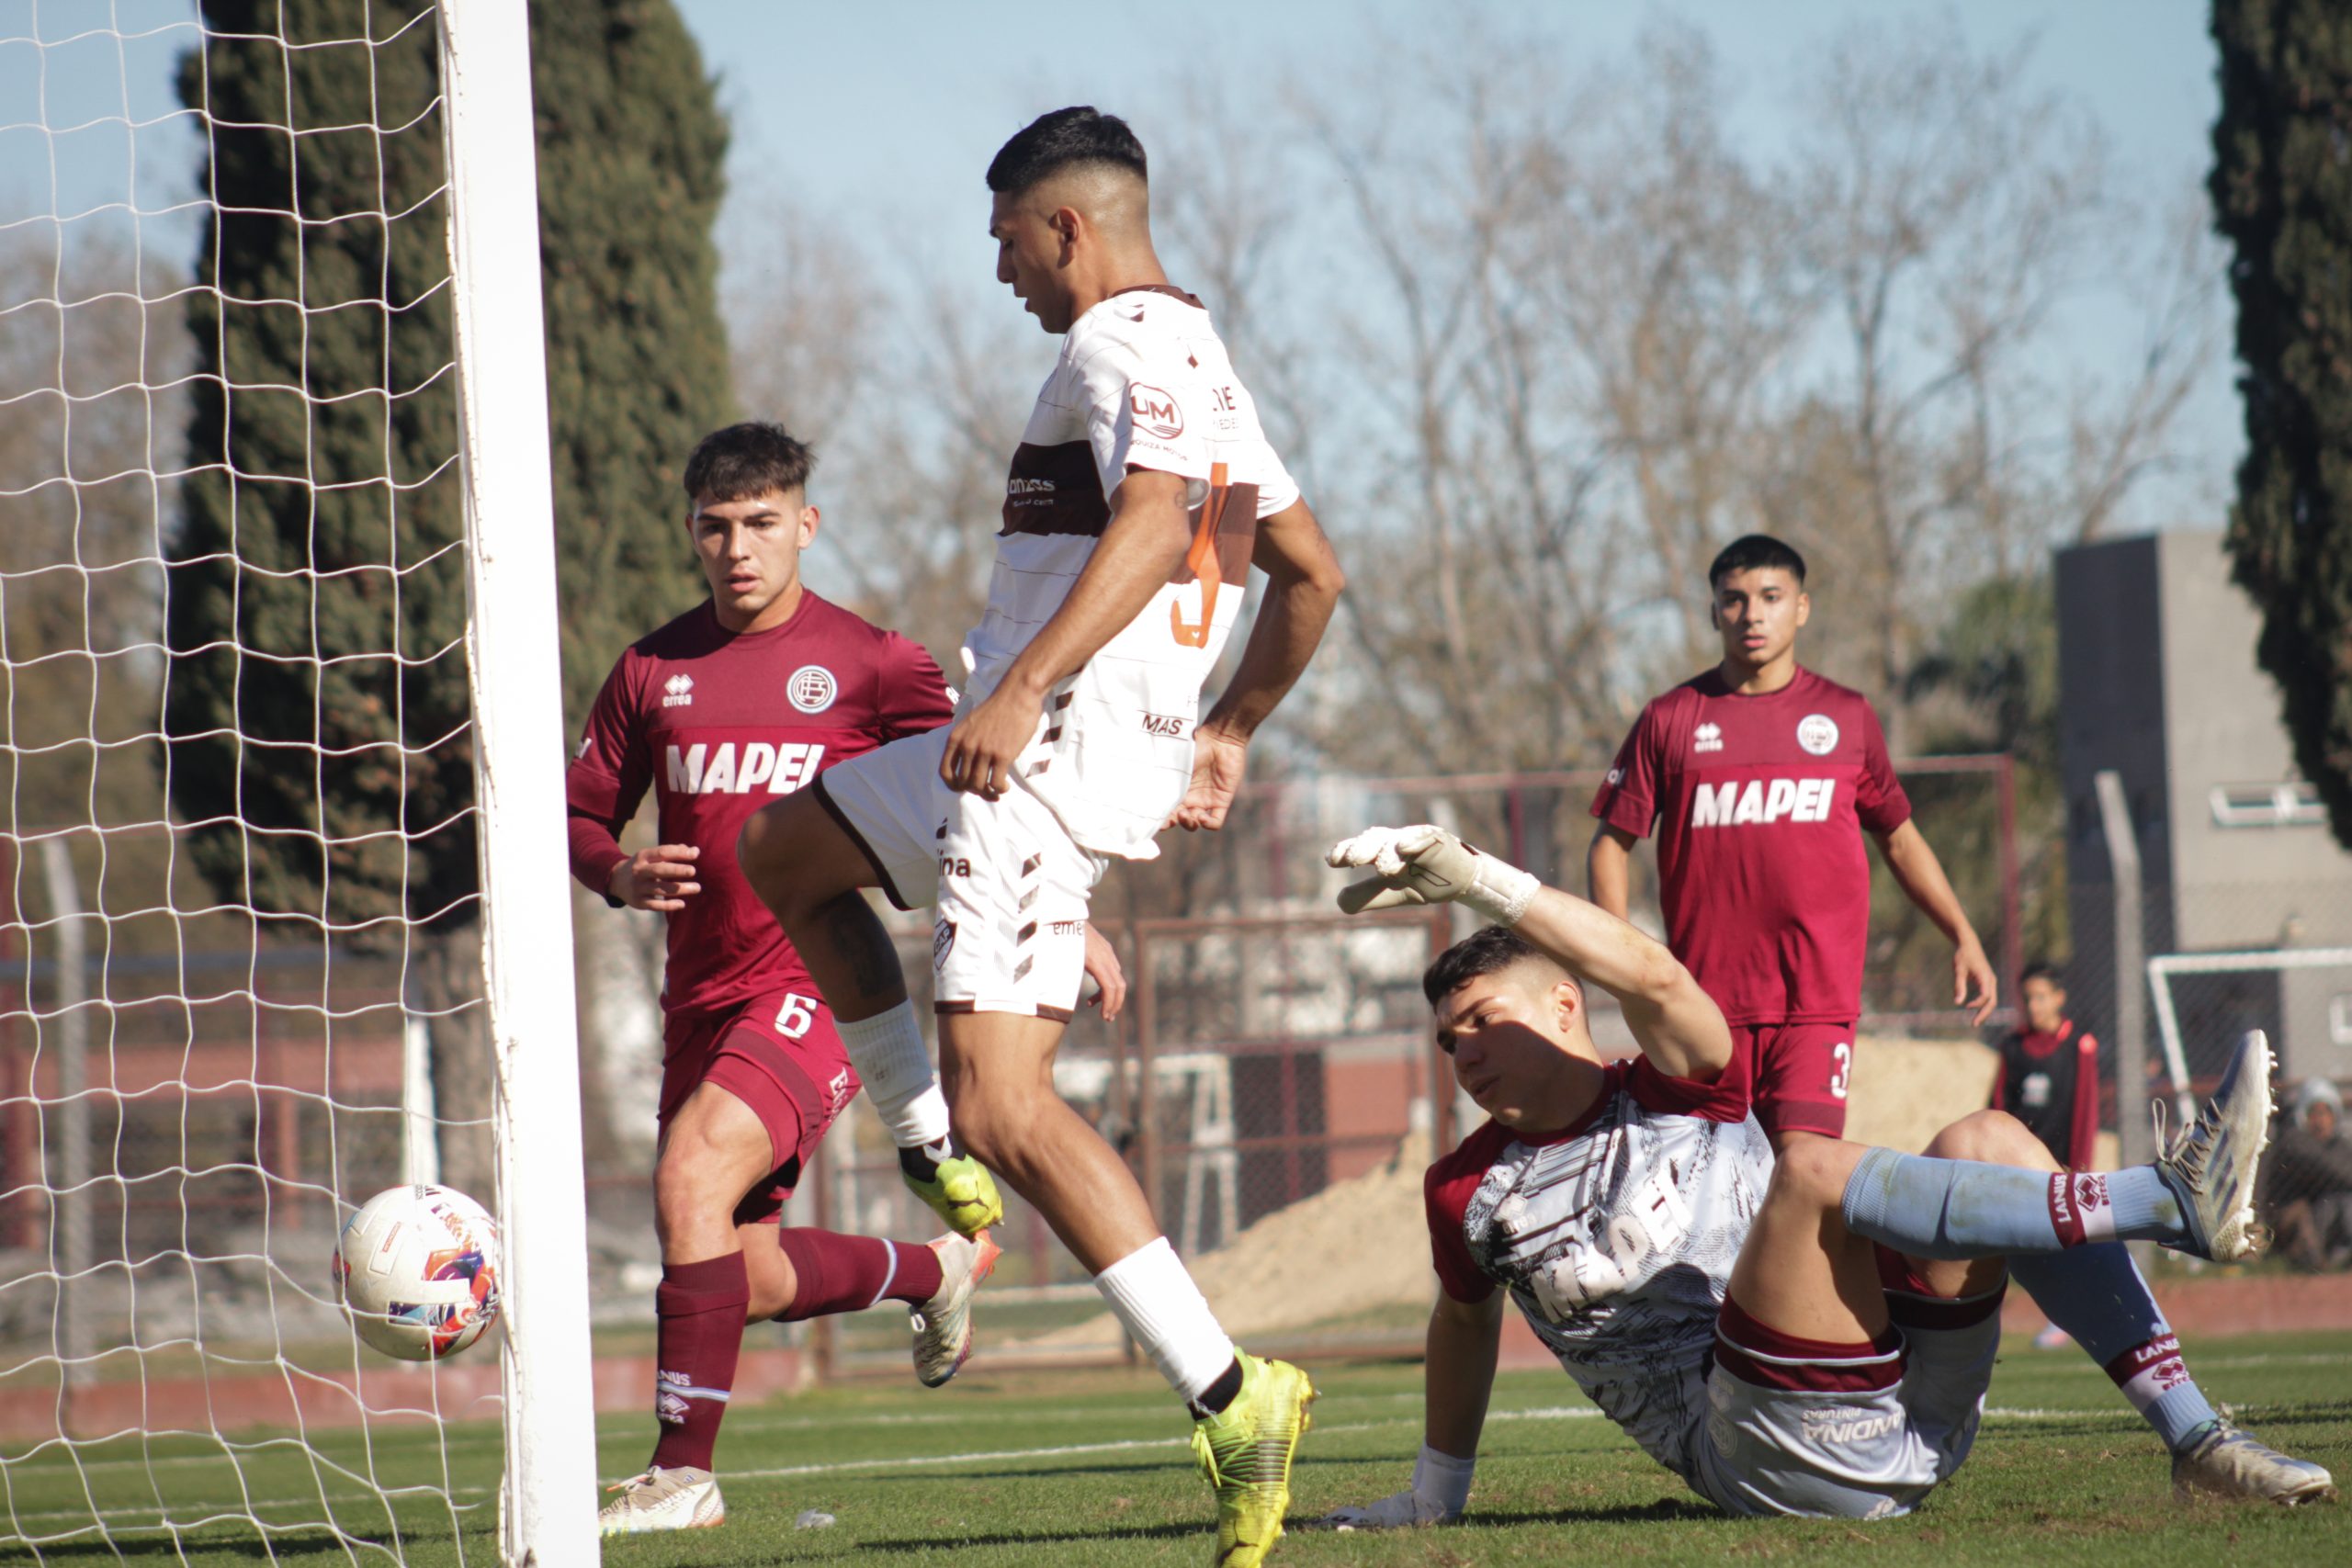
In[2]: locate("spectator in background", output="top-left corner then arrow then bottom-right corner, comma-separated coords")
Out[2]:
2267,1079 -> 2352,1273
1994,964 -> 2101,1172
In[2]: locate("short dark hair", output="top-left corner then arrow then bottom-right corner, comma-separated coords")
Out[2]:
987,106 -> 1148,196
1708,534 -> 1807,589
1423,925 -> 1557,1010
683,423 -> 814,504
2020,962 -> 2064,990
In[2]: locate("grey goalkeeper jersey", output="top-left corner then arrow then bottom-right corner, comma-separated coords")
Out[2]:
1424,1057 -> 1773,1481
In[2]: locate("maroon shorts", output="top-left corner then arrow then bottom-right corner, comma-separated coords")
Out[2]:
1732,1021 -> 1855,1139
659,990 -> 860,1225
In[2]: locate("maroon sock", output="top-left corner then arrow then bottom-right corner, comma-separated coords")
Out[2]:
648,1254 -> 750,1472
774,1229 -> 945,1320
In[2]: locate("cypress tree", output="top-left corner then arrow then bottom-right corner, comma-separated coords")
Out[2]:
531,0 -> 734,718
167,1 -> 731,1182
2211,0 -> 2352,850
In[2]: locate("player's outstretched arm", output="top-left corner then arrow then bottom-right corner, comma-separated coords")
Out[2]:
1871,818 -> 1997,1024
1175,499 -> 1344,832
1320,1290 -> 1498,1530
941,468 -> 1193,800
1329,825 -> 1732,1081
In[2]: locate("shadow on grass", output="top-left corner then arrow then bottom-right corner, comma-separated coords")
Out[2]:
860,1517 -> 1207,1551
859,1495 -> 1725,1553
1438,1495 -> 1723,1529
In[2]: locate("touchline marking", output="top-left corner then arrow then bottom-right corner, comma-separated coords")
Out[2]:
713,1404 -> 2139,1483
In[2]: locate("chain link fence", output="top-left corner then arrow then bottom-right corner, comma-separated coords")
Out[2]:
2061,874 -> 2352,1274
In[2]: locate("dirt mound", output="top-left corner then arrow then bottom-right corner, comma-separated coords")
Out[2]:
1015,1130 -> 1436,1349
1846,1035 -> 2000,1152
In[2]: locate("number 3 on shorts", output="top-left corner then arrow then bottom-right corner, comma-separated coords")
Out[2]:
1829,1040 -> 1852,1100
774,992 -> 817,1039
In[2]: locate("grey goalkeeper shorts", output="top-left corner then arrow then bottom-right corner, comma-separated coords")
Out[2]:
1690,1269 -> 2004,1518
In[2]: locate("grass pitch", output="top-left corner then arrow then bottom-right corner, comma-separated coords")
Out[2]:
5,1330 -> 2348,1565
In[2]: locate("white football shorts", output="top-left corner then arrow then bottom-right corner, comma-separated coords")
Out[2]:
813,727 -> 1107,1021
1693,1301 -> 2001,1518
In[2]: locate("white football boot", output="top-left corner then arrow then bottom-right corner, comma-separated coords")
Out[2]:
2174,1423 -> 2337,1505
2151,1031 -> 2275,1263
598,1465 -> 725,1534
911,1229 -> 1001,1388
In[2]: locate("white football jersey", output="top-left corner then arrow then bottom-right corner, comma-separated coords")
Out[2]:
964,285 -> 1299,860
1425,1059 -> 1773,1483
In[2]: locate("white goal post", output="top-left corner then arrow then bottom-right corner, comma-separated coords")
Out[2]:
2146,946 -> 2352,1124
437,3 -> 601,1563
0,2 -> 597,1562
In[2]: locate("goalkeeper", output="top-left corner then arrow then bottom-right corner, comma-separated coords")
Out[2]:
1318,825 -> 2334,1528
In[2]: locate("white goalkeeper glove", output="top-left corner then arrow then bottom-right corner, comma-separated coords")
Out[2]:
1327,824 -> 1539,927
1317,1445 -> 1475,1530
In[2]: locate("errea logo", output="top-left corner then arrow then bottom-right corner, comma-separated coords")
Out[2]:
1692,721 -> 1724,753
662,673 -> 694,708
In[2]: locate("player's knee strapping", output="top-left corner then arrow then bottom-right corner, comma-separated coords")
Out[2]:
836,1001 -> 950,1146
1840,1147 -> 2186,1258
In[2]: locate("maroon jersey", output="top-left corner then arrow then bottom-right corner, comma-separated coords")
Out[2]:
1589,668 -> 1910,1026
566,592 -> 953,1022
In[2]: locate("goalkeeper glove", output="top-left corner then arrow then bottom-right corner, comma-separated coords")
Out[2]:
1326,824 -> 1538,927
1318,1445 -> 1475,1530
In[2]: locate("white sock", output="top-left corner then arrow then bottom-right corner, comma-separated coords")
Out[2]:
1093,1236 -> 1237,1403
837,1002 -> 948,1147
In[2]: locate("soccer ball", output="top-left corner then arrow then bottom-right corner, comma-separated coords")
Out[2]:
333,1184 -> 502,1361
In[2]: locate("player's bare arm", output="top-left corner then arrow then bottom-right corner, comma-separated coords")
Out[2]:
1174,496 -> 1344,831
1423,1288 -> 1502,1461
1509,885 -> 1733,1081
607,842 -> 702,913
1321,1289 -> 1498,1531
1330,824 -> 1732,1081
1585,822 -> 1636,919
1871,818 -> 1998,1024
940,467 -> 1192,800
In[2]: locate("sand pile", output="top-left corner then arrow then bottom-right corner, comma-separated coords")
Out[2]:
1016,1130 -> 1437,1349
1846,1035 -> 2001,1153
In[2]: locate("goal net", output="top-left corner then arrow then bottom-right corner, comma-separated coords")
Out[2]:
1,4 -> 594,1562
2147,945 -> 2352,1115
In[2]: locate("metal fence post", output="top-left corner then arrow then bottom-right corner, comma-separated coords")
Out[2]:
2096,771 -> 2150,1173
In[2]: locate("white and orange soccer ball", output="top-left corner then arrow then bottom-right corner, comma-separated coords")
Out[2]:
333,1184 -> 503,1361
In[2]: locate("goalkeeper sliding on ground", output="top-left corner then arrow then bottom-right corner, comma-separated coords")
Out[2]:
1317,824 -> 2334,1527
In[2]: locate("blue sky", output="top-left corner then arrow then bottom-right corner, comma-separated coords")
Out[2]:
679,0 -> 2215,235
3,1 -> 2233,519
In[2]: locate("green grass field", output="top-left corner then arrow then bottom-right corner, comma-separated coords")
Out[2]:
6,1330 -> 2348,1565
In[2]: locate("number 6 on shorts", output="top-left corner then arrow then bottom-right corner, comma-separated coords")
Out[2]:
774,992 -> 817,1039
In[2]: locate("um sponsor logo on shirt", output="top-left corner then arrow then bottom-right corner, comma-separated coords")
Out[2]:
664,741 -> 826,796
662,673 -> 694,708
1692,722 -> 1723,753
1689,777 -> 1838,827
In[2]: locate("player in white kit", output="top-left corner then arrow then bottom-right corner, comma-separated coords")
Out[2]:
1317,825 -> 2333,1529
737,107 -> 1344,1566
